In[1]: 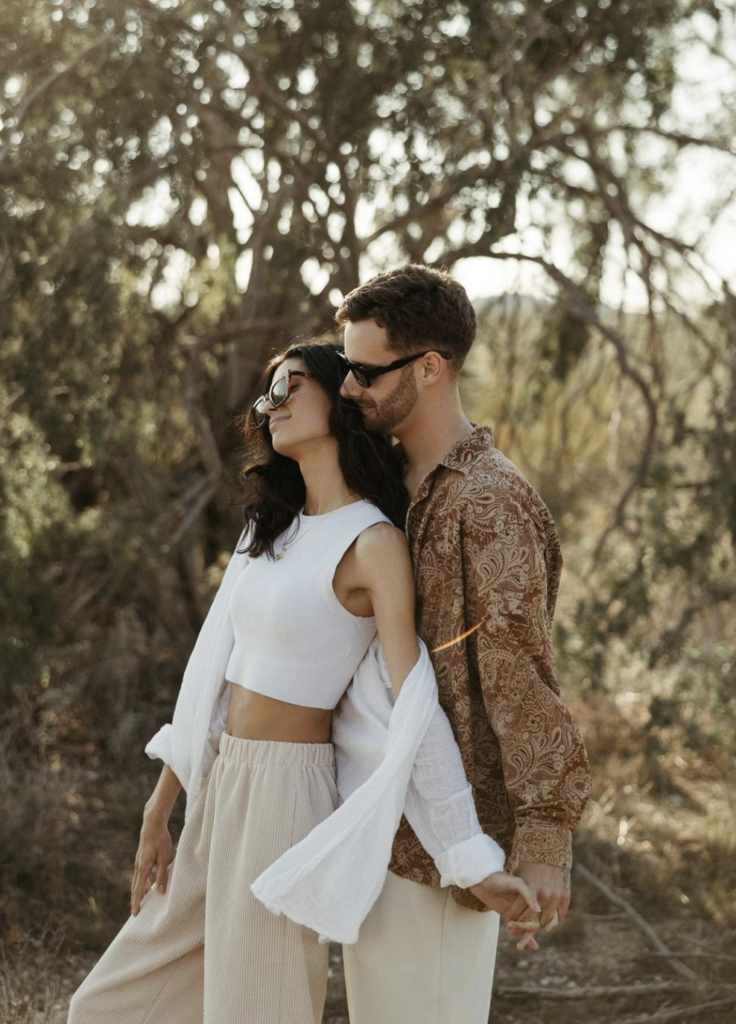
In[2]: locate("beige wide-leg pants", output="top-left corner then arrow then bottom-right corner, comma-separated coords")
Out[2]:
343,868 -> 500,1024
68,733 -> 338,1024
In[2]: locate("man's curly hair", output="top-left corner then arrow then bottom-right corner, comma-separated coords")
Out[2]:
335,264 -> 477,373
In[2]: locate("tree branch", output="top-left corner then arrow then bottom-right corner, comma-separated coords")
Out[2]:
0,24 -> 115,166
617,994 -> 736,1024
575,865 -> 699,982
436,245 -> 660,563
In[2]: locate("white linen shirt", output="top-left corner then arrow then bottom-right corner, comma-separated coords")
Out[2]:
145,527 -> 505,943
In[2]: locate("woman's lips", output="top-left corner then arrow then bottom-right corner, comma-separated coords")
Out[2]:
268,416 -> 289,431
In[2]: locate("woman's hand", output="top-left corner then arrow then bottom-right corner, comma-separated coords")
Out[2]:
130,814 -> 173,916
130,764 -> 182,916
469,872 -> 542,950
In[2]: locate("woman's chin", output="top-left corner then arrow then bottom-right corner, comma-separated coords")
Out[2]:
270,432 -> 297,458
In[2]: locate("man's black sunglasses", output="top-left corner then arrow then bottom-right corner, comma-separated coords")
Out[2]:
337,348 -> 453,388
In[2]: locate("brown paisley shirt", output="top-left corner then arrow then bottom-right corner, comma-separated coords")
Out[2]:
388,425 -> 592,913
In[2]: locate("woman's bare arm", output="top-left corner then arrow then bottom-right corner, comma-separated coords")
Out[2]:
130,764 -> 182,916
354,523 -> 420,697
145,762 -> 183,823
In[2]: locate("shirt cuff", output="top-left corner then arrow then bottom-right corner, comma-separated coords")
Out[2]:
144,723 -> 173,767
436,833 -> 506,889
509,821 -> 573,872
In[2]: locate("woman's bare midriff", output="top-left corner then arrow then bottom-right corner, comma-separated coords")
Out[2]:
225,682 -> 333,743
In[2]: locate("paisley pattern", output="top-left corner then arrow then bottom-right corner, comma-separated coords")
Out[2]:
388,426 -> 592,913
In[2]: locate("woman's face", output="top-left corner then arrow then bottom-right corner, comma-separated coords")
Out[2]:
263,356 -> 334,458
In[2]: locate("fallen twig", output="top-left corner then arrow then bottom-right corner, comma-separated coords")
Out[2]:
496,982 -> 700,1000
616,993 -> 736,1023
645,951 -> 736,963
575,865 -> 699,982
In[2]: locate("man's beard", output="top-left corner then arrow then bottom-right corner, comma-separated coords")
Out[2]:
358,363 -> 418,434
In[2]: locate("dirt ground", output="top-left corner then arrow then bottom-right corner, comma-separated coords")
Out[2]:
17,895 -> 736,1024
5,714 -> 736,1024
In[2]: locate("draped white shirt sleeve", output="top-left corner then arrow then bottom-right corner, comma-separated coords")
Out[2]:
144,527 -> 251,811
144,532 -> 505,944
250,637 -> 505,944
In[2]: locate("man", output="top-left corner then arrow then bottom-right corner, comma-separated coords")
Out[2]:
337,264 -> 592,1024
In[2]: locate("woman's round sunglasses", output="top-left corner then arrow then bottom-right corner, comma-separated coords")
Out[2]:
252,369 -> 314,428
336,348 -> 453,388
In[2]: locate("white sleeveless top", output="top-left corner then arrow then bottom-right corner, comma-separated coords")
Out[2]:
225,499 -> 392,709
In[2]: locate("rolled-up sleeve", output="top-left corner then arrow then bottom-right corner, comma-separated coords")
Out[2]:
462,498 -> 592,871
403,703 -> 506,887
144,722 -> 173,767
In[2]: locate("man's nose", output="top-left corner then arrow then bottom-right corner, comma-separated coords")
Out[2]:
340,373 -> 360,399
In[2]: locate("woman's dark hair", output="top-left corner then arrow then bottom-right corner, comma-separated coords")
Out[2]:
239,341 -> 409,559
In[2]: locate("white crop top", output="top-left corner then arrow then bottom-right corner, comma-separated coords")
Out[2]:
225,499 -> 392,709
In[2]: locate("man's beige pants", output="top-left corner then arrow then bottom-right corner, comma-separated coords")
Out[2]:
68,734 -> 338,1024
343,868 -> 500,1024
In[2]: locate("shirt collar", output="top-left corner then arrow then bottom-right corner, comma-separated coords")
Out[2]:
439,423 -> 495,475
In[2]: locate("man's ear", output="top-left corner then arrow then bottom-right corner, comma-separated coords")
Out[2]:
419,352 -> 448,385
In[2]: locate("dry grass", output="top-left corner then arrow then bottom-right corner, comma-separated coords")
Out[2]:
0,726 -> 71,939
570,685 -> 736,932
0,931 -> 65,1024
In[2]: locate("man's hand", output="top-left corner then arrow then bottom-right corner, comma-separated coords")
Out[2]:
502,862 -> 571,949
469,871 -> 543,951
469,871 -> 541,919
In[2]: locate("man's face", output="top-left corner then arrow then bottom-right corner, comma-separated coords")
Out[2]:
339,319 -> 420,434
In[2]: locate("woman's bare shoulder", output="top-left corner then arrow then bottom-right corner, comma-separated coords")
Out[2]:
356,520 -> 409,554
352,521 -> 412,587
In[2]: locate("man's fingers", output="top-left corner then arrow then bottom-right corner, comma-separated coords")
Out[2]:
506,919 -> 540,935
538,894 -> 562,929
559,891 -> 571,923
544,910 -> 560,933
504,903 -> 539,928
516,933 -> 540,952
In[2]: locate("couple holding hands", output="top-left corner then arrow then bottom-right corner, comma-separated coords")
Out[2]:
69,264 -> 591,1024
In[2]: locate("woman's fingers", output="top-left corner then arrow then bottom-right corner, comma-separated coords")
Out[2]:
502,892 -> 531,923
156,854 -> 169,894
131,855 -> 154,916
508,913 -> 542,952
130,874 -> 144,916
505,896 -> 543,952
505,876 -> 541,916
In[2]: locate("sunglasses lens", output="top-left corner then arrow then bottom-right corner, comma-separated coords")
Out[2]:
253,398 -> 267,427
269,375 -> 289,406
342,359 -> 370,388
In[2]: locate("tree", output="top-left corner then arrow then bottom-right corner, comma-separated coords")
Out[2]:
1,0 -> 734,744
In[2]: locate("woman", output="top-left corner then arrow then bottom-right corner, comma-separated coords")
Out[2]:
68,342 -> 539,1024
